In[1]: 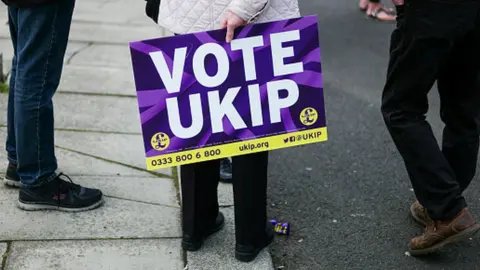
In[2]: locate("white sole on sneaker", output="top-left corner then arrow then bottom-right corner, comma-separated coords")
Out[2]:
16,198 -> 105,212
3,177 -> 21,187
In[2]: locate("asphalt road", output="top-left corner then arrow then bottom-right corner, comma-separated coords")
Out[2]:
266,1 -> 480,269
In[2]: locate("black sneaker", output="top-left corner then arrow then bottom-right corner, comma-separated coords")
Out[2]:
235,223 -> 275,263
182,212 -> 225,251
17,173 -> 104,212
3,163 -> 20,187
219,158 -> 232,183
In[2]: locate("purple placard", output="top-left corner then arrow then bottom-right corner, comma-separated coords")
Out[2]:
129,15 -> 327,170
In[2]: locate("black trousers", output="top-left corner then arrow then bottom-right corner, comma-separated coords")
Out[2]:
382,0 -> 480,221
180,151 -> 268,245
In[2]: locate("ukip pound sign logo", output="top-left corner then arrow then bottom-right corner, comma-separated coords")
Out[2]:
300,107 -> 318,126
151,132 -> 170,151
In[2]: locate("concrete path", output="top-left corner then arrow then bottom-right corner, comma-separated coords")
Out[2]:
0,1 -> 273,269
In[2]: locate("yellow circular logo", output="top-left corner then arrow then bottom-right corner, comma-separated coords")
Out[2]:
151,132 -> 170,151
300,107 -> 318,126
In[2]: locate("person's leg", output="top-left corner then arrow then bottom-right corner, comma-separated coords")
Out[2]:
3,7 -> 20,187
387,2 -> 405,69
382,1 -> 463,223
232,151 -> 272,262
181,159 -> 224,251
382,0 -> 480,255
219,158 -> 232,183
411,6 -> 480,227
437,11 -> 480,195
13,0 -> 103,211
360,0 -> 373,10
360,0 -> 381,10
368,2 -> 396,21
13,1 -> 71,186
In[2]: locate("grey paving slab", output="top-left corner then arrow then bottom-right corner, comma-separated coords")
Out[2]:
0,38 -> 13,62
0,127 -> 151,177
6,239 -> 183,270
79,21 -> 167,44
0,39 -> 89,74
0,101 -> 171,176
53,130 -> 173,177
56,148 -> 152,177
187,207 -> 274,270
53,93 -> 141,133
0,242 -> 6,257
0,22 -> 167,45
68,22 -> 168,44
68,44 -> 131,68
0,93 -> 142,133
72,0 -> 153,26
0,39 -> 89,62
59,65 -> 135,96
0,1 -> 158,26
0,6 -> 8,21
75,176 -> 179,207
218,182 -> 233,207
0,127 -> 175,204
2,60 -> 10,77
0,187 -> 181,241
1,95 -> 7,124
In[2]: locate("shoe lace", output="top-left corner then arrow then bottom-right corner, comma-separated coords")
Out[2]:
56,173 -> 81,192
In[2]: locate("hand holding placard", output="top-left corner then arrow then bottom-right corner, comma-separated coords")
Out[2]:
220,10 -> 247,43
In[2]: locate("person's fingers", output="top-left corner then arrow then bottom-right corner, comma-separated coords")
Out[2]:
220,17 -> 227,29
226,21 -> 235,43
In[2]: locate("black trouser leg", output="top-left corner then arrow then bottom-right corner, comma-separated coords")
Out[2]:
381,0 -> 480,221
181,160 -> 220,236
438,20 -> 480,194
232,151 -> 268,245
388,5 -> 405,67
382,36 -> 463,221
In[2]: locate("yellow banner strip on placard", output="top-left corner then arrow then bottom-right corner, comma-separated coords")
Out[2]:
146,127 -> 328,170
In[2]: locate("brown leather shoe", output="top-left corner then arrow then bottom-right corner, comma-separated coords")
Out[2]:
409,208 -> 480,256
410,200 -> 430,226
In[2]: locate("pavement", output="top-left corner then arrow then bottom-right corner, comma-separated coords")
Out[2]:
266,1 -> 480,270
0,1 -> 273,269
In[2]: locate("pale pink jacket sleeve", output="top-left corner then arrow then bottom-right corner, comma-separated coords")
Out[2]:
228,0 -> 270,23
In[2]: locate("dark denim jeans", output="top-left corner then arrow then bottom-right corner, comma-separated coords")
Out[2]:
6,0 -> 75,187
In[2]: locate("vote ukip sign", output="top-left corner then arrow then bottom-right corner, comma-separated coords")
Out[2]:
129,15 -> 327,170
